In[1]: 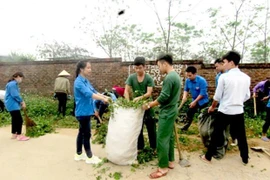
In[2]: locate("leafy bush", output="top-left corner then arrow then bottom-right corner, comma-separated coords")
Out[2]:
26,116 -> 55,137
137,146 -> 157,164
92,122 -> 108,145
0,112 -> 11,127
0,93 -> 76,137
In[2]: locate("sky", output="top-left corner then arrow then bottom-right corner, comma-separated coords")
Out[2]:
0,0 -> 262,58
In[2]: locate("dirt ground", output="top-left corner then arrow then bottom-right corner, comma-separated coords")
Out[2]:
1,126 -> 270,180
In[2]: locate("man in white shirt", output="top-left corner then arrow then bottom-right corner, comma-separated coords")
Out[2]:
200,51 -> 250,165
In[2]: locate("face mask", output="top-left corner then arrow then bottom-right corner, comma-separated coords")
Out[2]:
17,77 -> 22,84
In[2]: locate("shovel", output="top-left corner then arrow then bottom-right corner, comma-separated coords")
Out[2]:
174,122 -> 191,167
251,146 -> 270,157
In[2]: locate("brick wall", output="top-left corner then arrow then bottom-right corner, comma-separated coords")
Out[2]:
0,59 -> 270,97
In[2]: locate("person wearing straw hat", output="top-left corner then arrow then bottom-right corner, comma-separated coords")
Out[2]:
54,70 -> 71,117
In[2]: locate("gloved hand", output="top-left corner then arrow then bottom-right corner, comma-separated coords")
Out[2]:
67,95 -> 72,100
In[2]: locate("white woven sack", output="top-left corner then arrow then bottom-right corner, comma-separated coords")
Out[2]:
0,90 -> 5,101
106,107 -> 144,165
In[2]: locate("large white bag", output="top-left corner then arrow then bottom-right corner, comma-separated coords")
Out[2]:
106,107 -> 145,165
0,90 -> 5,101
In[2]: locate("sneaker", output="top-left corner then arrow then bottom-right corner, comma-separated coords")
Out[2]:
231,139 -> 238,146
74,153 -> 86,161
85,155 -> 102,164
261,136 -> 270,142
242,158 -> 248,165
17,135 -> 30,141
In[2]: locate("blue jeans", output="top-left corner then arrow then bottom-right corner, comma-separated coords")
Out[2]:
76,116 -> 92,158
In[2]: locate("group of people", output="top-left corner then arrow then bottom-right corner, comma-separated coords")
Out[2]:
71,53 -> 181,178
4,50 -> 270,179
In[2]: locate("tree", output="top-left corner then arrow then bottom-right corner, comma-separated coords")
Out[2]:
6,52 -> 36,62
206,0 -> 260,61
170,22 -> 202,60
144,0 -> 202,54
79,0 -> 130,59
36,41 -> 91,60
250,38 -> 270,62
250,1 -> 270,62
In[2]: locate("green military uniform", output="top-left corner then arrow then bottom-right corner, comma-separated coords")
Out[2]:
156,71 -> 181,168
125,73 -> 156,150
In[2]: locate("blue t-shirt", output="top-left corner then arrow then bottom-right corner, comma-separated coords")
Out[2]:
93,92 -> 116,111
4,80 -> 23,111
184,75 -> 209,106
74,75 -> 97,116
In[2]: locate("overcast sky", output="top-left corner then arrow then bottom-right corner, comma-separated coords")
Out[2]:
0,0 -> 262,58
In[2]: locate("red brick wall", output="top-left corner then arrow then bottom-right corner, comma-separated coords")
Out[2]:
0,59 -> 269,97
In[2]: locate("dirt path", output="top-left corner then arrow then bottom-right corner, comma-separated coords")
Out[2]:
1,126 -> 270,180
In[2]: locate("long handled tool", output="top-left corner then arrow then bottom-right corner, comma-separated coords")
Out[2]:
23,108 -> 36,127
174,122 -> 191,167
251,146 -> 270,157
97,115 -> 103,124
253,96 -> 257,116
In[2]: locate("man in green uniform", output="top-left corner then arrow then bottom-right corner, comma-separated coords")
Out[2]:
124,57 -> 156,152
142,53 -> 181,179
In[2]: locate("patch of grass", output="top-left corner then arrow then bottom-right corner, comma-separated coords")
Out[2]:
92,122 -> 108,146
25,116 -> 55,137
130,167 -> 136,172
53,116 -> 78,128
179,136 -> 190,146
137,146 -> 157,164
245,117 -> 264,138
97,167 -> 111,174
108,172 -> 122,180
0,112 -> 11,127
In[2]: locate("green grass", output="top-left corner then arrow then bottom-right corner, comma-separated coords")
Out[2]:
0,93 -> 77,137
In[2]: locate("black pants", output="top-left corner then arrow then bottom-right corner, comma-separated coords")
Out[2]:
76,116 -> 92,158
0,100 -> 5,112
137,109 -> 157,150
256,91 -> 266,114
94,101 -> 108,125
205,112 -> 249,162
262,107 -> 270,134
181,102 -> 208,130
10,110 -> 23,134
56,92 -> 67,116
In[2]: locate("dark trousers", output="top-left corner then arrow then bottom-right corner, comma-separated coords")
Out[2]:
137,109 -> 157,150
262,107 -> 270,134
205,112 -> 249,162
56,92 -> 67,116
181,102 -> 208,130
76,116 -> 92,158
94,101 -> 108,125
256,91 -> 266,114
0,100 -> 5,112
10,110 -> 23,134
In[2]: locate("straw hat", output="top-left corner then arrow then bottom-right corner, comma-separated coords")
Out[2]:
58,70 -> 70,76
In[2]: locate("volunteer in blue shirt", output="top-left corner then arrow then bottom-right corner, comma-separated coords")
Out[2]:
5,72 -> 30,141
179,66 -> 209,131
214,58 -> 226,87
74,61 -> 110,165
